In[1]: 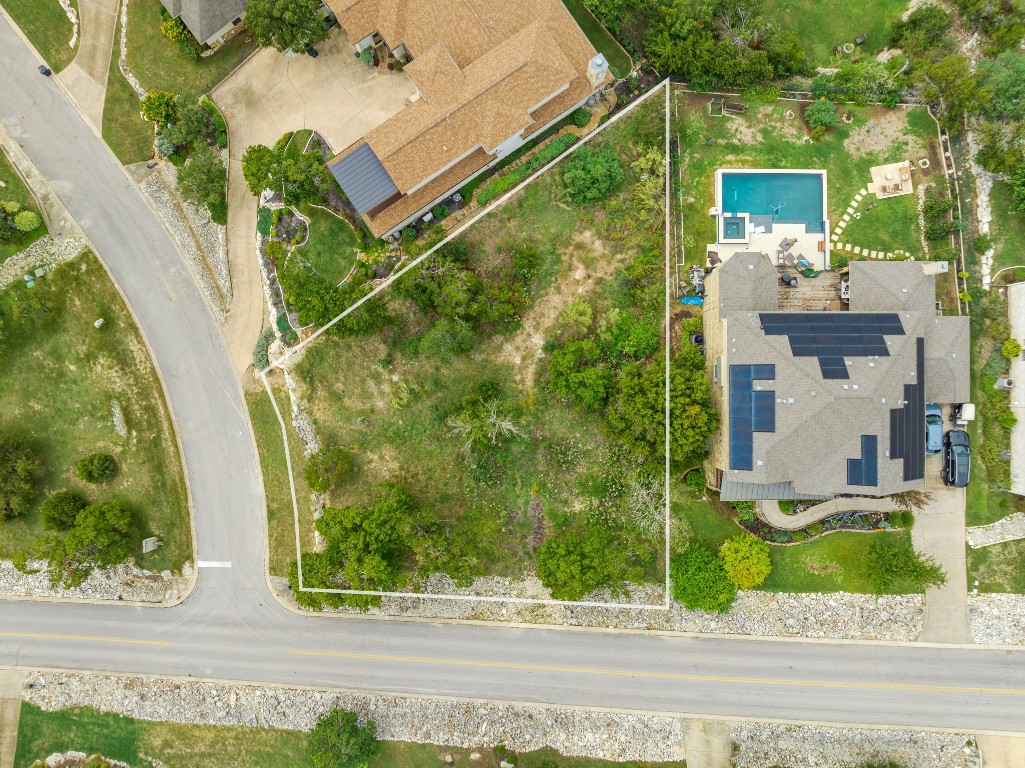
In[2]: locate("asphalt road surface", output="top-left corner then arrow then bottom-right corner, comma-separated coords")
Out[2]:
2,12 -> 1025,736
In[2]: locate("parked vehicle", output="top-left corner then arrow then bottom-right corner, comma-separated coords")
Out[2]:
942,429 -> 971,488
37,65 -> 51,76
925,403 -> 943,455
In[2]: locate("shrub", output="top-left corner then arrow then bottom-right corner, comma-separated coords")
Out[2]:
40,490 -> 88,531
535,530 -> 625,600
975,233 -> 993,253
304,446 -> 355,493
252,327 -> 274,370
998,409 -> 1018,429
141,91 -> 177,127
276,313 -> 292,334
832,254 -> 849,269
1002,338 -> 1022,358
360,47 -> 374,65
719,535 -> 772,589
809,125 -> 827,142
805,99 -> 839,130
431,204 -> 448,219
670,545 -> 737,612
867,537 -> 945,594
306,709 -> 378,768
557,299 -> 593,336
160,14 -> 202,60
475,135 -> 577,206
155,130 -> 178,159
807,522 -> 824,537
0,437 -> 43,522
925,219 -> 960,240
924,196 -> 954,218
13,211 -> 41,232
572,107 -> 592,127
562,145 -> 624,204
265,240 -> 286,260
419,318 -> 476,361
75,453 -> 118,484
685,468 -> 706,493
207,197 -> 227,225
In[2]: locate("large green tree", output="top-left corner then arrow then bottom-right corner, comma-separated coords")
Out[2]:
177,145 -> 227,208
980,51 -> 1025,121
246,0 -> 328,54
0,437 -> 42,522
535,530 -> 626,601
562,146 -> 624,204
866,537 -> 946,594
306,709 -> 378,768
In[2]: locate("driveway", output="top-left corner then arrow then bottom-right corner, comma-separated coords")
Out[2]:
211,27 -> 416,374
57,0 -> 119,131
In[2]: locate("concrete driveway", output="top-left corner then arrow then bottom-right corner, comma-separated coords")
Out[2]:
57,0 -> 118,131
211,27 -> 415,374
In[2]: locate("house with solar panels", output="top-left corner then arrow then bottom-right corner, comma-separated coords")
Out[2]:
702,253 -> 970,501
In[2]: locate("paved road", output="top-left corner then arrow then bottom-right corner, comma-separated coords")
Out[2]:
4,11 -> 1025,737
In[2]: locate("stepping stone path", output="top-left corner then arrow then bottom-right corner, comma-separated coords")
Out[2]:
829,188 -> 912,260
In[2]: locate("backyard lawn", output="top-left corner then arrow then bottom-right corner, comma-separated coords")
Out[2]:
560,0 -> 632,78
297,203 -> 361,285
285,129 -> 315,158
967,539 -> 1025,593
14,704 -> 688,768
0,147 -> 46,261
0,251 -> 190,572
674,93 -> 941,266
763,0 -> 907,66
0,0 -> 77,72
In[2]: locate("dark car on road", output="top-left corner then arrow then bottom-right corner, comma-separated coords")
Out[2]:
942,429 -> 971,488
926,403 -> 943,455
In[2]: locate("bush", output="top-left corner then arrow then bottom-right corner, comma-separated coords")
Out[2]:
998,409 -> 1018,429
40,490 -> 88,531
670,545 -> 737,613
207,196 -> 227,225
303,446 -> 355,493
252,327 -> 274,370
265,240 -> 286,260
572,107 -> 592,127
535,530 -> 625,601
431,204 -> 448,219
805,99 -> 839,130
75,453 -> 118,484
419,318 -> 476,361
719,535 -> 772,589
13,210 -> 41,232
925,219 -> 960,240
832,254 -> 849,269
160,14 -> 202,60
141,91 -> 177,127
867,537 -> 945,594
276,313 -> 292,334
1002,338 -> 1022,358
924,196 -> 955,218
0,437 -> 42,522
975,232 -> 993,253
155,130 -> 178,159
306,709 -> 378,768
476,135 -> 578,206
807,522 -> 824,537
809,125 -> 827,142
562,145 -> 624,204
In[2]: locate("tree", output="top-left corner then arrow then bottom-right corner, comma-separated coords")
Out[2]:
1002,338 -> 1022,358
718,535 -> 772,589
13,210 -> 41,232
447,397 -> 523,454
241,144 -> 279,196
304,446 -> 355,493
980,51 -> 1025,121
535,530 -> 625,601
177,146 -> 227,208
548,340 -> 614,411
670,545 -> 737,613
246,0 -> 328,54
918,55 -> 992,132
0,437 -> 42,522
52,500 -> 136,587
306,709 -> 378,768
40,490 -> 88,531
562,146 -> 624,204
140,91 -> 177,127
419,318 -> 476,361
805,99 -> 839,131
75,453 -> 118,484
866,537 -> 946,594
161,99 -> 215,150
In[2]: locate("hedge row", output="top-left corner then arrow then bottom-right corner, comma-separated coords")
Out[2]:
476,134 -> 578,206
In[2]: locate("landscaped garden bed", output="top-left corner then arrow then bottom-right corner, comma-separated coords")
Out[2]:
0,148 -> 47,262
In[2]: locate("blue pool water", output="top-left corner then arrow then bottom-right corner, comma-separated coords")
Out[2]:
722,216 -> 744,239
721,172 -> 825,233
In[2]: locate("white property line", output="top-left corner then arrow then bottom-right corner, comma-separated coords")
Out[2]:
264,81 -> 676,609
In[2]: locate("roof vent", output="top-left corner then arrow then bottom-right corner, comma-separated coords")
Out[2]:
587,54 -> 609,87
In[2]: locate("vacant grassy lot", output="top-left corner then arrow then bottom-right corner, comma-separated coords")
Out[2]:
674,93 -> 941,265
0,252 -> 190,572
246,376 -> 314,577
967,539 -> 1025,593
0,147 -> 46,261
15,704 -> 687,768
297,203 -> 360,285
0,0 -> 77,72
560,0 -> 631,78
763,0 -> 907,66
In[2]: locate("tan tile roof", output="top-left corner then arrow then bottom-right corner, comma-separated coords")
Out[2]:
326,0 -> 611,196
363,148 -> 492,236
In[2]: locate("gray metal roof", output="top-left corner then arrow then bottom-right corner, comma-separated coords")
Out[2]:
329,144 -> 400,215
719,479 -> 830,502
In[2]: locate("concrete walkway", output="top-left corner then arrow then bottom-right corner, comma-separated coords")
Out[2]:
681,720 -> 732,768
757,496 -> 895,530
979,734 -> 1025,767
1007,282 -> 1025,495
914,467 -> 971,643
56,0 -> 119,131
0,669 -> 25,768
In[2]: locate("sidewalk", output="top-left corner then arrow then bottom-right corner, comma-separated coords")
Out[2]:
757,496 -> 895,531
0,669 -> 25,768
57,0 -> 119,131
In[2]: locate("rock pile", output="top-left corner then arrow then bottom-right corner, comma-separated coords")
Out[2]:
969,593 -> 1025,644
0,235 -> 85,291
30,753 -> 132,768
0,559 -> 190,603
967,513 -> 1025,548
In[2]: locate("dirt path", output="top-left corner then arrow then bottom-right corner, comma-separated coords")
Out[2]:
57,0 -> 119,131
491,230 -> 623,391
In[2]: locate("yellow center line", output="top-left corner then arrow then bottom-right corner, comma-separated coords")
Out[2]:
0,631 -> 169,646
289,649 -> 1025,696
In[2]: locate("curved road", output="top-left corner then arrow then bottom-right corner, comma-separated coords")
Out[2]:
3,13 -> 1025,736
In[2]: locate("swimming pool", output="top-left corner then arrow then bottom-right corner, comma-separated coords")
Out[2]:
720,170 -> 826,233
722,215 -> 745,239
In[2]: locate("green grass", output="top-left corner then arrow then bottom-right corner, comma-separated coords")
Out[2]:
988,181 -> 1025,279
0,252 -> 190,572
0,147 -> 47,261
15,704 -> 687,768
560,0 -> 632,78
0,0 -> 77,73
674,96 -> 942,266
247,379 -> 314,577
967,539 -> 1025,593
764,530 -> 913,593
285,129 -> 315,159
101,10 -> 153,165
127,0 -> 257,101
762,0 -> 908,66
297,203 -> 361,285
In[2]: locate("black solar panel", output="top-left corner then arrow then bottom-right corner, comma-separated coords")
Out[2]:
728,365 -> 776,471
888,338 -> 926,482
847,435 -> 879,487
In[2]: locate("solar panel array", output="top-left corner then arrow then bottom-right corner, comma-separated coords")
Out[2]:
758,313 -> 905,379
889,338 -> 926,482
847,435 -> 879,487
729,364 -> 776,471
